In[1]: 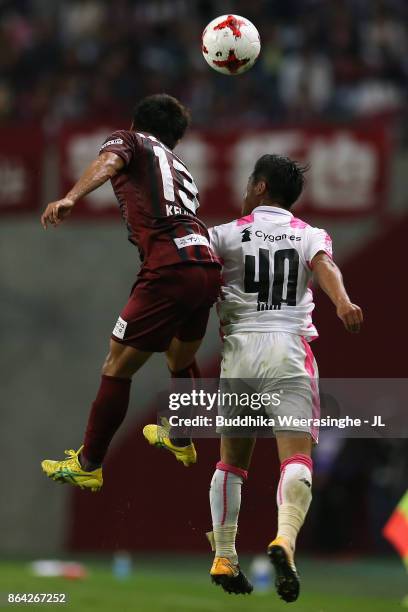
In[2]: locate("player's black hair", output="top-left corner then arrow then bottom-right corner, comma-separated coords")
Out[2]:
132,94 -> 191,149
252,154 -> 308,209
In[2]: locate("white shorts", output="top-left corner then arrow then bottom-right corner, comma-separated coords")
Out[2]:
219,331 -> 320,442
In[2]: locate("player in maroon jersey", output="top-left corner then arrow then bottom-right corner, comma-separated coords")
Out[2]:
40,94 -> 221,491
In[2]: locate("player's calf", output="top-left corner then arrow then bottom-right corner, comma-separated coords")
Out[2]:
208,462 -> 252,593
276,453 -> 312,551
268,452 -> 313,602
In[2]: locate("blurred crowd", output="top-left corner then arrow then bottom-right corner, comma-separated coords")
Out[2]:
0,0 -> 407,127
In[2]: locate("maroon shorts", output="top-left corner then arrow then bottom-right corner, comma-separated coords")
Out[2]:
111,263 -> 221,352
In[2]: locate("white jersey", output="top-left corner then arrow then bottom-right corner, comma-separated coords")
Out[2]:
209,205 -> 332,339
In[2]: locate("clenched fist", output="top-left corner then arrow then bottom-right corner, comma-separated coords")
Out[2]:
336,300 -> 363,333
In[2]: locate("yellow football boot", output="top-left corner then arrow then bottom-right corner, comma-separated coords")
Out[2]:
267,536 -> 300,602
143,418 -> 197,467
210,556 -> 253,595
41,446 -> 103,492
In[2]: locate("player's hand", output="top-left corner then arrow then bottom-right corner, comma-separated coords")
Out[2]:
336,300 -> 363,333
41,197 -> 75,229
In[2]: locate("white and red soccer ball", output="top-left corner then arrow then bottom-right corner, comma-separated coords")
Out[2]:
202,14 -> 261,76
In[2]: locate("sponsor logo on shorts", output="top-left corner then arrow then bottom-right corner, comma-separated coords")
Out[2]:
174,234 -> 210,249
113,316 -> 127,339
100,138 -> 124,150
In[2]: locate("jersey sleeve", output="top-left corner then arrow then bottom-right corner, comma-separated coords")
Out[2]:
99,130 -> 137,166
305,227 -> 333,266
208,225 -> 225,261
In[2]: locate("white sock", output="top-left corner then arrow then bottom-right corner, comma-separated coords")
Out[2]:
209,463 -> 247,564
276,455 -> 312,552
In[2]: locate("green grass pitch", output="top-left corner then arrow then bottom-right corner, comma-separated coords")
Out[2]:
0,555 -> 406,611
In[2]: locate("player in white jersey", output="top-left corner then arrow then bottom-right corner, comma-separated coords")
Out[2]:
207,154 -> 363,600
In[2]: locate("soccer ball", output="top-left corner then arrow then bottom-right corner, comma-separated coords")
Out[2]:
202,14 -> 261,76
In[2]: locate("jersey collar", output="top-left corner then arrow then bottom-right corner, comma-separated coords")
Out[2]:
253,205 -> 293,217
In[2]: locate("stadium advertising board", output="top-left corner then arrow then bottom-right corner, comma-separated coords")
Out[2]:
58,123 -> 391,220
0,125 -> 43,214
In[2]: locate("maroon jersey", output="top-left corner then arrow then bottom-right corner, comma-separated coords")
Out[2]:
99,129 -> 220,272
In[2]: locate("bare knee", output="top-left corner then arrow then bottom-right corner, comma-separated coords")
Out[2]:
101,341 -> 151,378
166,338 -> 202,373
101,350 -> 128,377
102,351 -> 118,376
166,353 -> 182,373
166,350 -> 195,373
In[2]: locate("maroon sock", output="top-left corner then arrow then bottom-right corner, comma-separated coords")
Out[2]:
81,374 -> 131,468
169,360 -> 200,447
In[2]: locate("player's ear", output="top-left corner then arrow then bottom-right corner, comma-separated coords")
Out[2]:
254,180 -> 267,196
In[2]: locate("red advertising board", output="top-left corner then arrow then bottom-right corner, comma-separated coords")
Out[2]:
0,124 -> 44,214
58,122 -> 392,222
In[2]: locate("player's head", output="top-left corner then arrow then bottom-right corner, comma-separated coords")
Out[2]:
131,94 -> 191,149
243,154 -> 307,214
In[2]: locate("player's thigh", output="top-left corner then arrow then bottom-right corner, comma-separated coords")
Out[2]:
166,337 -> 203,372
112,265 -> 219,354
172,264 -> 220,355
275,431 -> 312,463
220,436 -> 256,471
220,334 -> 259,379
112,269 -> 188,353
103,338 -> 152,378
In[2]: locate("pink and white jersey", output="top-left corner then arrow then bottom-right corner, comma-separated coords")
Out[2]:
209,205 -> 332,339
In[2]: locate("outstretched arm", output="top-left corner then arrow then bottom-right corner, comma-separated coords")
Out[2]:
40,152 -> 125,229
312,252 -> 363,333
